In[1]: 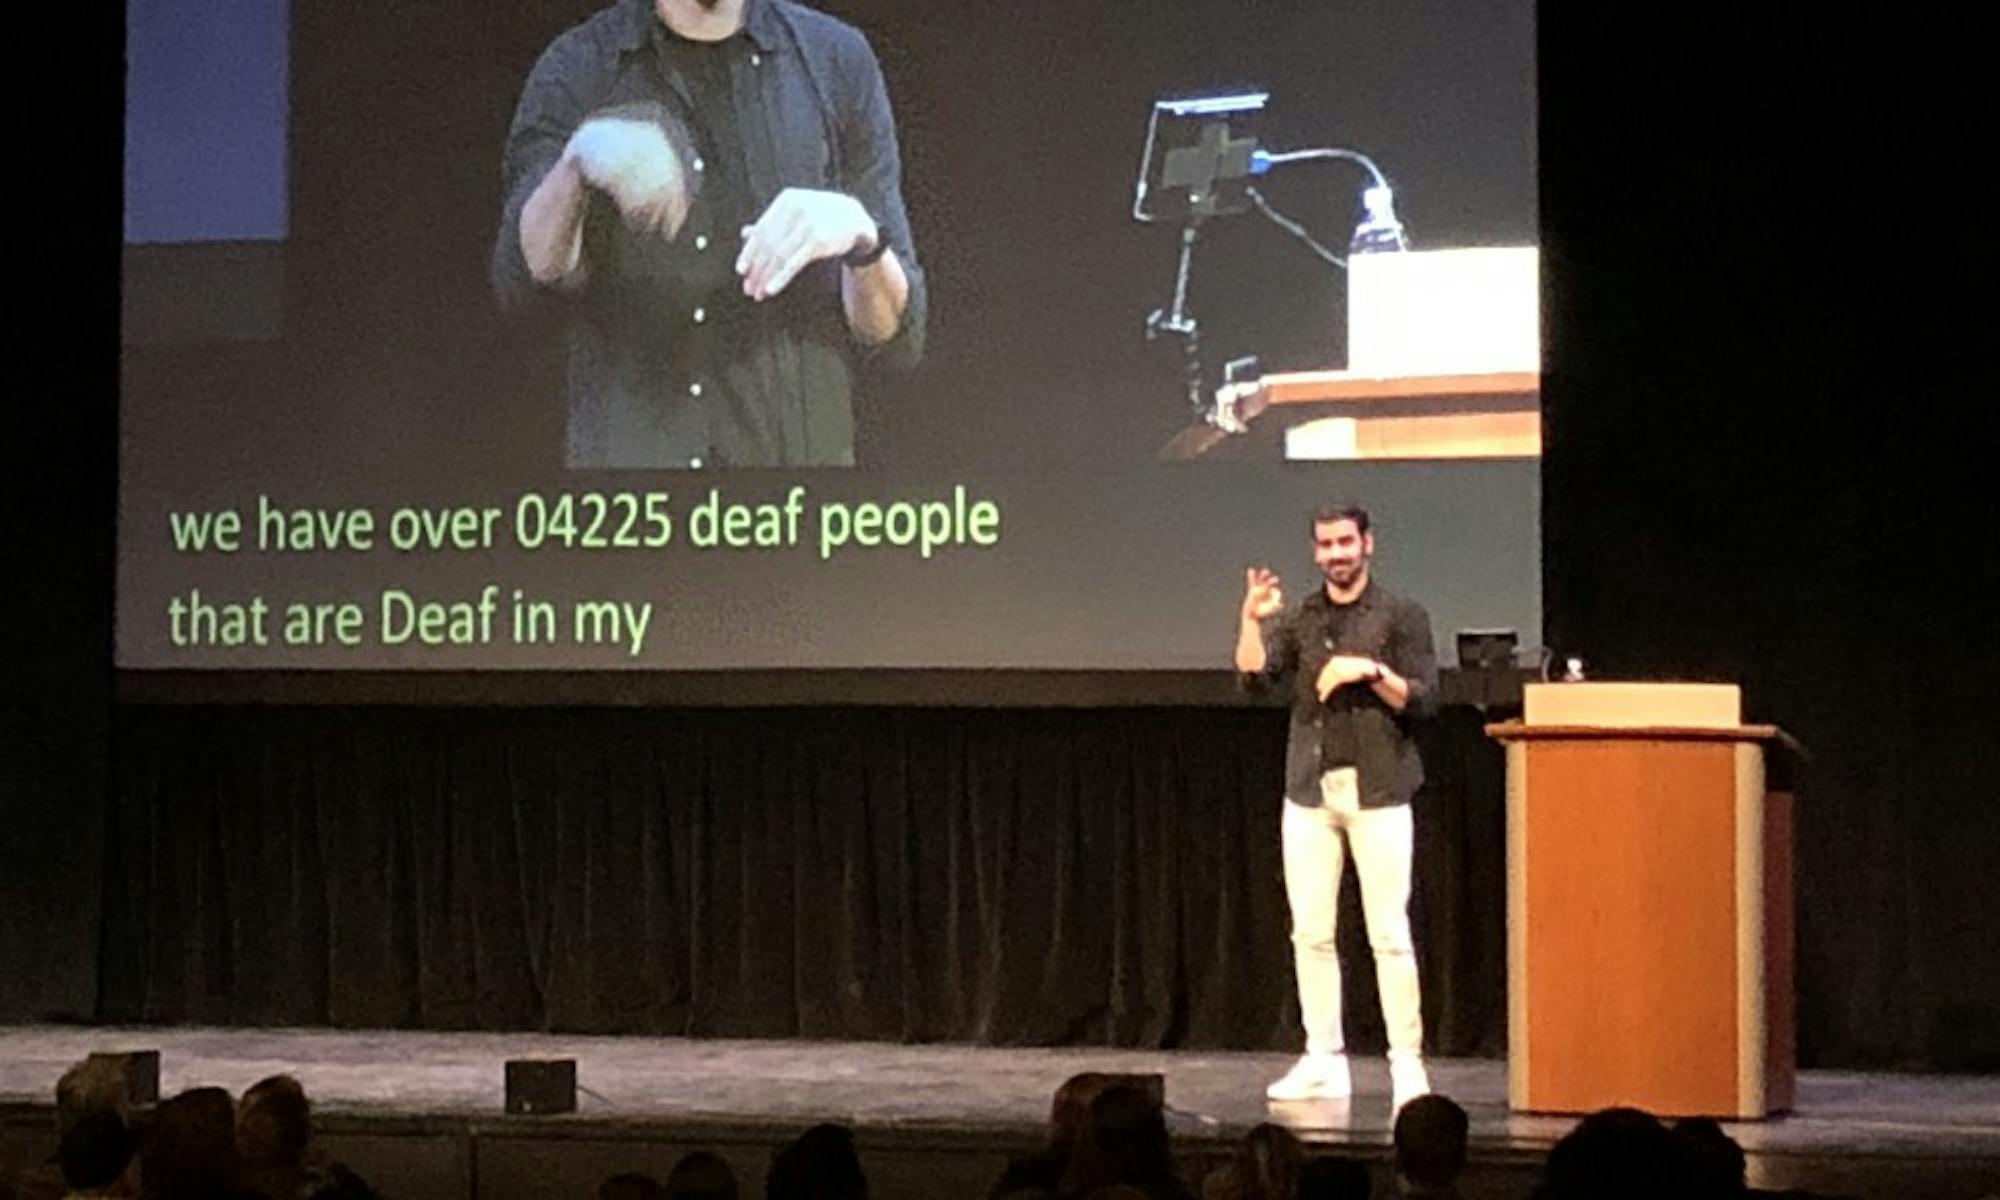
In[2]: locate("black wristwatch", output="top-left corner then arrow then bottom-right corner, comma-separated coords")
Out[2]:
843,228 -> 889,269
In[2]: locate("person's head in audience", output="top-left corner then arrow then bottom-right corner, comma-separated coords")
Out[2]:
55,1057 -> 131,1138
766,1124 -> 866,1200
1049,1074 -> 1118,1160
237,1073 -> 314,1193
1209,1123 -> 1304,1200
991,1075 -> 1124,1200
57,1109 -> 137,1196
1669,1118 -> 1746,1197
142,1086 -> 246,1200
1392,1094 -> 1467,1197
663,1151 -> 737,1200
1539,1107 -> 1688,1199
1298,1155 -> 1371,1200
601,1172 -> 669,1200
1061,1084 -> 1182,1200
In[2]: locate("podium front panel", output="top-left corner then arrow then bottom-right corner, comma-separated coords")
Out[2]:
1506,736 -> 1783,1117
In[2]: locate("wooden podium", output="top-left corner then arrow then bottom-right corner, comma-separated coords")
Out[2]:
1487,683 -> 1796,1118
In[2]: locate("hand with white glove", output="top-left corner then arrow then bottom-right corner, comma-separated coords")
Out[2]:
565,116 -> 690,238
735,187 -> 880,301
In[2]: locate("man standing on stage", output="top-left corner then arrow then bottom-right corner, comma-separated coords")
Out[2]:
1235,502 -> 1438,1110
493,0 -> 926,468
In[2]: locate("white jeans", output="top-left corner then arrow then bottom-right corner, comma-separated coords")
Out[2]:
1282,767 -> 1423,1058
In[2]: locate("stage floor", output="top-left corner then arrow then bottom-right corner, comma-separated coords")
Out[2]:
3,1027 -> 1996,1199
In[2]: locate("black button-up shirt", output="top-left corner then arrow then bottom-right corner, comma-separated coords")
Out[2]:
1243,580 -> 1439,809
493,0 -> 927,468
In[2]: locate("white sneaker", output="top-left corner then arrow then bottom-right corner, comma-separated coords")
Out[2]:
1266,1053 -> 1351,1101
1390,1055 -> 1431,1114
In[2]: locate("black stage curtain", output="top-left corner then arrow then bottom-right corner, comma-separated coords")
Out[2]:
1538,8 -> 2000,1072
96,705 -> 1506,1055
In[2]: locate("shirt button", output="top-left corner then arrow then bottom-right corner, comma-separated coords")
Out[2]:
750,52 -> 762,67
694,234 -> 709,251
693,157 -> 705,173
691,307 -> 706,324
688,382 -> 704,397
689,456 -> 704,469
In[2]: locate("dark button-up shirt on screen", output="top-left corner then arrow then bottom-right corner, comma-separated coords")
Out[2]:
493,0 -> 927,468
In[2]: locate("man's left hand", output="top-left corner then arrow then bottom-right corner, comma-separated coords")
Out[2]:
737,188 -> 878,301
1315,655 -> 1380,701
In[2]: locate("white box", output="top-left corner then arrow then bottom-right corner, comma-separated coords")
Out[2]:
1347,246 -> 1540,376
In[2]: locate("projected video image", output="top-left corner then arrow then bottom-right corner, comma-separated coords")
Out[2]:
119,0 -> 1539,676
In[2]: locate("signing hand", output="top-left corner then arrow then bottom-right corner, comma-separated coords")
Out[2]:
565,117 -> 688,236
737,187 -> 878,301
1315,655 -> 1380,702
1242,568 -> 1285,623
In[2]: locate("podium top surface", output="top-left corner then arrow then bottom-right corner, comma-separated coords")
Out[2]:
1522,681 -> 1741,728
1485,721 -> 1781,744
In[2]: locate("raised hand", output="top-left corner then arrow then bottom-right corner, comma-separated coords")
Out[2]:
565,117 -> 688,236
736,187 -> 879,301
1242,567 -> 1285,623
1315,654 -> 1379,701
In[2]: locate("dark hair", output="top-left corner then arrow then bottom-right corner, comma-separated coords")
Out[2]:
54,1056 -> 129,1134
1670,1117 -> 1746,1196
1310,502 -> 1371,536
602,1171 -> 670,1200
1541,1107 -> 1688,1199
1059,1084 -> 1178,1198
664,1150 -> 739,1200
1297,1155 -> 1371,1200
59,1109 -> 137,1191
1228,1123 -> 1304,1200
238,1073 -> 313,1168
1049,1073 -> 1119,1159
767,1123 -> 866,1200
1392,1094 -> 1468,1190
143,1086 -> 244,1200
